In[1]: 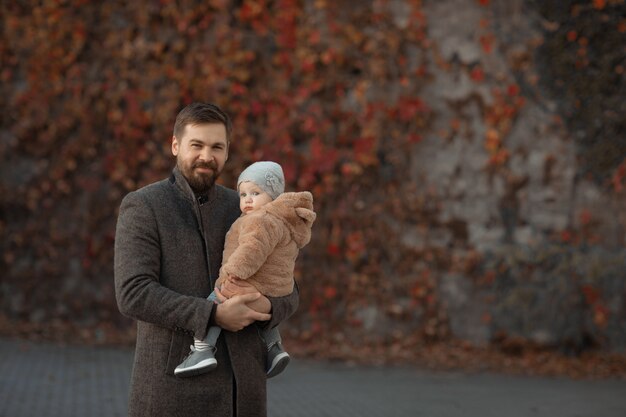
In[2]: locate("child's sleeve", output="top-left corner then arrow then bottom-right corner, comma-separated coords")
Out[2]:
220,216 -> 282,280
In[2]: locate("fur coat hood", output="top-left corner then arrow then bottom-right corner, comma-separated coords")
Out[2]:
262,191 -> 316,248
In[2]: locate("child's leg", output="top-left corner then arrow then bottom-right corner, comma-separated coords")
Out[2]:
194,326 -> 221,351
262,325 -> 282,347
194,291 -> 222,350
262,326 -> 290,378
174,291 -> 221,377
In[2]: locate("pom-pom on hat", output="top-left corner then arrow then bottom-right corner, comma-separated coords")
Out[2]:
237,161 -> 285,200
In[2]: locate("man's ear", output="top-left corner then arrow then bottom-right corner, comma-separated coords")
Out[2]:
171,136 -> 179,156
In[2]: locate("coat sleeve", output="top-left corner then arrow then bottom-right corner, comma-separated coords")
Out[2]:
220,215 -> 282,280
262,281 -> 300,330
114,191 -> 214,340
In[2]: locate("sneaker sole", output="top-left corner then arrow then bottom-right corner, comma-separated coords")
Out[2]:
267,352 -> 290,378
174,358 -> 218,378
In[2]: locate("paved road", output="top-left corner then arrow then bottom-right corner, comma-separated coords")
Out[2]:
1,337 -> 625,417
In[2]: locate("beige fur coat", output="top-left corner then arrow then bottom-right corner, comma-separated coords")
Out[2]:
216,191 -> 316,297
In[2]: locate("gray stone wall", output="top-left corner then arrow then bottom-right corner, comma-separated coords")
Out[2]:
412,0 -> 626,350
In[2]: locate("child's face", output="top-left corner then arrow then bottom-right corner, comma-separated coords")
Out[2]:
238,181 -> 273,214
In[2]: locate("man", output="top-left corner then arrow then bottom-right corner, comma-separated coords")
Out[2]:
114,102 -> 299,417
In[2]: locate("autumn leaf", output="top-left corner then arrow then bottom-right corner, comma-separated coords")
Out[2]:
579,209 -> 592,226
592,0 -> 606,10
470,66 -> 485,82
507,84 -> 520,96
479,34 -> 495,54
567,30 -> 578,42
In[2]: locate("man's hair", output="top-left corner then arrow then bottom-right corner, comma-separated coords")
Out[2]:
173,102 -> 232,142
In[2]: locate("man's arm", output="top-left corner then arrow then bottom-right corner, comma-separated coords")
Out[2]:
213,279 -> 294,331
114,191 -> 215,339
262,281 -> 300,330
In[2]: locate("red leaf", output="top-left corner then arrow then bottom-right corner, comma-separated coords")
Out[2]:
326,243 -> 341,256
231,83 -> 247,96
479,34 -> 494,54
582,285 -> 600,305
507,84 -> 520,96
323,286 -> 338,299
470,66 -> 485,82
560,230 -> 573,243
353,136 -> 375,158
567,30 -> 578,42
308,30 -> 321,45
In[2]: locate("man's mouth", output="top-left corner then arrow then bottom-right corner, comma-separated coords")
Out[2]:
193,162 -> 217,174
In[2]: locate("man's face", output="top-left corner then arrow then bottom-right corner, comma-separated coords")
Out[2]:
171,123 -> 229,193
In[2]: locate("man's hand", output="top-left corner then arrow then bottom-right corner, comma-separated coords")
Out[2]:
214,292 -> 272,332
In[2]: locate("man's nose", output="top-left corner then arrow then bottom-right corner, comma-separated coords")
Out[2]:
199,148 -> 214,162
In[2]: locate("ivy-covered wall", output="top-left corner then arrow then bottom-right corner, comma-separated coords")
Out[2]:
1,0 -> 624,361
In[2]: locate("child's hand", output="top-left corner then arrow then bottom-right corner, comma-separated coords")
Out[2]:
213,287 -> 228,303
221,276 -> 257,299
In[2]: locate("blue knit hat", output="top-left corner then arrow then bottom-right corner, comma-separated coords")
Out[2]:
237,161 -> 285,200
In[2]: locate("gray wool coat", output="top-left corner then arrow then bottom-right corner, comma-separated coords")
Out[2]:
114,167 -> 299,417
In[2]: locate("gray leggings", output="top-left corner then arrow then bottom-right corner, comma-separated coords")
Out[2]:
204,291 -> 281,348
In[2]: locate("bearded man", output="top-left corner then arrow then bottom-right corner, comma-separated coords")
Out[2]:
114,102 -> 299,417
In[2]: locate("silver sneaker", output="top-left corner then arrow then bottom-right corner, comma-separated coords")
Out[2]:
174,346 -> 217,377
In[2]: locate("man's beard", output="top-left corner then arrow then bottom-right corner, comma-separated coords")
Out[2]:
179,159 -> 220,193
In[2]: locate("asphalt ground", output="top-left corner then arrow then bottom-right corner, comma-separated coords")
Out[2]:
1,337 -> 625,417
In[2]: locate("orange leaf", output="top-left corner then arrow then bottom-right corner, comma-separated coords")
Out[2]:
579,209 -> 592,226
323,286 -> 338,299
592,0 -> 606,10
593,305 -> 609,327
